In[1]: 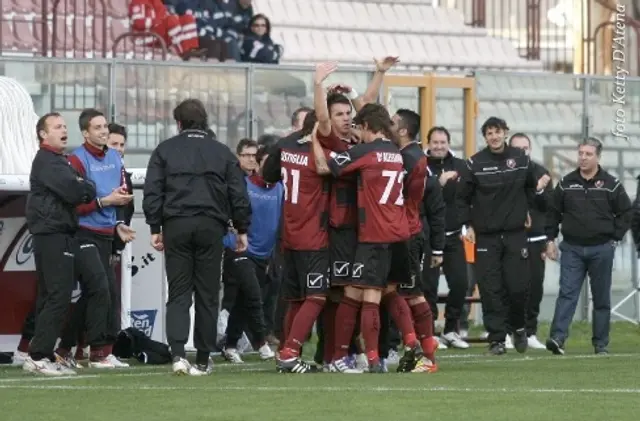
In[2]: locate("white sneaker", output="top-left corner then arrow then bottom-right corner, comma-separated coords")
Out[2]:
441,332 -> 470,349
459,330 -> 469,340
436,337 -> 448,350
355,353 -> 368,371
105,354 -> 130,368
172,357 -> 191,375
89,357 -> 116,369
237,333 -> 253,353
12,350 -> 28,367
189,358 -> 213,376
505,334 -> 515,349
223,347 -> 244,364
23,357 -> 76,376
527,335 -> 547,349
258,343 -> 275,360
386,349 -> 400,365
216,309 -> 230,344
329,356 -> 363,374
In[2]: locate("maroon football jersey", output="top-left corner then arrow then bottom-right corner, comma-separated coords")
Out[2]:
327,138 -> 410,243
318,131 -> 357,228
263,133 -> 330,250
400,142 -> 428,236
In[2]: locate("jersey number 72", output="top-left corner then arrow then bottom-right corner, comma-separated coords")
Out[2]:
379,170 -> 404,205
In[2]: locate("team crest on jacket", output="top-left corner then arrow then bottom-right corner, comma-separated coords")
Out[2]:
595,180 -> 604,188
521,248 -> 529,258
506,159 -> 516,168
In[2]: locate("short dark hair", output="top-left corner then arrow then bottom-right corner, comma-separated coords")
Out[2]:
327,93 -> 352,114
256,145 -> 269,164
236,138 -> 258,154
395,109 -> 420,140
257,133 -> 280,148
481,116 -> 509,136
580,137 -> 603,156
427,126 -> 451,143
508,132 -> 530,147
173,99 -> 208,131
301,110 -> 318,136
36,112 -> 62,142
291,106 -> 313,128
78,108 -> 105,132
353,103 -> 394,139
108,122 -> 127,140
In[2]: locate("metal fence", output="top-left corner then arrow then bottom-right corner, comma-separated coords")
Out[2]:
1,55 -> 639,322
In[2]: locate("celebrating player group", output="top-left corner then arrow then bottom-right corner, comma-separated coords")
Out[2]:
263,57 -> 441,374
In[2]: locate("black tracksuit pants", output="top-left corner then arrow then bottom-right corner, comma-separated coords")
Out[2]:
29,234 -> 77,360
164,216 -> 224,363
525,240 -> 546,336
59,230 -> 117,351
224,252 -> 269,347
422,234 -> 469,334
475,230 -> 530,343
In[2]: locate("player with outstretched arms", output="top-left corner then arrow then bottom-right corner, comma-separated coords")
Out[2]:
311,103 -> 420,373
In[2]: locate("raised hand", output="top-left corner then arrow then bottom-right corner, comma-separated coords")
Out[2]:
314,62 -> 338,84
374,56 -> 400,72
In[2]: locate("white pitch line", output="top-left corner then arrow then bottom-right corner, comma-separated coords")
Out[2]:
0,375 -> 100,383
0,383 -> 638,394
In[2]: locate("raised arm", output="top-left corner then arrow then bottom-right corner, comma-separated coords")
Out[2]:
311,123 -> 332,176
354,56 -> 400,111
313,62 -> 338,137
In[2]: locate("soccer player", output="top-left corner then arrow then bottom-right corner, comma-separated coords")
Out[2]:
262,113 -> 330,374
290,107 -> 313,133
311,103 -> 413,373
311,59 -> 399,371
22,113 -> 97,376
456,117 -> 551,355
62,109 -> 135,369
388,109 -> 439,373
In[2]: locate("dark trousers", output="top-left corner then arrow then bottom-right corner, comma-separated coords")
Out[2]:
550,241 -> 615,348
224,252 -> 269,347
378,308 -> 401,359
423,234 -> 469,333
262,270 -> 281,335
29,234 -> 77,360
164,216 -> 224,361
525,240 -> 546,336
475,230 -> 530,343
69,230 -> 114,349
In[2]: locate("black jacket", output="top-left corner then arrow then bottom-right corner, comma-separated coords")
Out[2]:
631,176 -> 640,251
456,145 -> 546,235
546,167 -> 632,246
526,160 -> 553,238
26,148 -> 96,235
426,150 -> 467,233
421,175 -> 446,254
142,129 -> 251,235
113,170 -> 134,254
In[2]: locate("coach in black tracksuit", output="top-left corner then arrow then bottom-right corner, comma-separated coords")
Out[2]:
26,113 -> 97,364
456,117 -> 550,355
143,99 -> 251,373
424,140 -> 469,338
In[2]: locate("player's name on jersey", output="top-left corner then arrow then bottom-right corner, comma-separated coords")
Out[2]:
281,151 -> 309,166
376,152 -> 402,163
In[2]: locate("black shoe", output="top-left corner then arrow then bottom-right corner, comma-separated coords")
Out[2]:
487,341 -> 506,355
545,338 -> 565,355
513,328 -> 528,354
396,343 -> 423,373
276,357 -> 318,373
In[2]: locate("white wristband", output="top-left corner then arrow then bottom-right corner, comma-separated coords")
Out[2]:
346,89 -> 359,100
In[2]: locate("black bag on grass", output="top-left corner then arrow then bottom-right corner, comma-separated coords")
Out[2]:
112,327 -> 172,365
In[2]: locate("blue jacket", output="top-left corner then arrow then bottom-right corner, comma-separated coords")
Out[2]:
241,34 -> 282,64
224,175 -> 283,258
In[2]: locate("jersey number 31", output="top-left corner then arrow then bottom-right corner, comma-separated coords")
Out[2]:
281,167 -> 300,204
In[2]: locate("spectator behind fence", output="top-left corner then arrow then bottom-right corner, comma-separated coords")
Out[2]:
545,137 -> 632,356
129,0 -> 200,58
241,14 -> 283,64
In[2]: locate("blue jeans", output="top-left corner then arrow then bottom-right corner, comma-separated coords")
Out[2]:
549,241 -> 615,348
